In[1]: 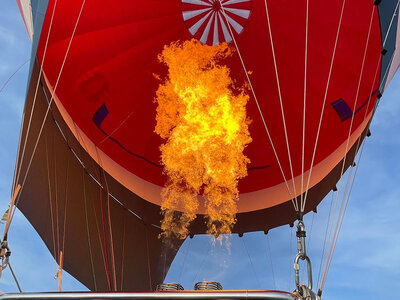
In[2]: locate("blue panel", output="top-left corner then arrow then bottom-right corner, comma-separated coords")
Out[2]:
26,0 -> 49,87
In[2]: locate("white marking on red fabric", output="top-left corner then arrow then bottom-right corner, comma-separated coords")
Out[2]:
182,0 -> 252,45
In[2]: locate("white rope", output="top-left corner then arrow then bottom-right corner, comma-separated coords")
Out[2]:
376,0 -> 400,94
319,55 -> 381,293
12,0 -> 87,225
44,137 -> 59,280
178,238 -> 192,283
288,226 -> 293,292
319,164 -> 354,287
317,0 -> 400,290
302,0 -> 347,212
219,1 -> 298,211
97,110 -> 135,146
321,3 -> 375,276
266,235 -> 276,290
263,0 -> 298,206
335,3 -> 375,179
316,190 -> 335,290
300,212 -> 314,282
40,84 -> 163,230
318,181 -> 341,289
328,136 -> 367,285
382,0 -> 400,48
242,237 -> 261,289
301,0 -> 310,212
319,5 -> 383,289
191,241 -> 211,286
82,167 -> 98,290
320,139 -> 367,291
379,51 -> 395,93
14,0 -> 59,187
0,59 -> 30,95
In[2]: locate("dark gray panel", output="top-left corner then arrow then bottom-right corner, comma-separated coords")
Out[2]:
377,0 -> 399,92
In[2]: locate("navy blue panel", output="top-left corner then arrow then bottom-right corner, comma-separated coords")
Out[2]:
331,98 -> 353,121
331,89 -> 378,121
92,104 -> 109,127
377,1 -> 399,92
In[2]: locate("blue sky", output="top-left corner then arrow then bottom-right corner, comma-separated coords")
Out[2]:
0,1 -> 399,299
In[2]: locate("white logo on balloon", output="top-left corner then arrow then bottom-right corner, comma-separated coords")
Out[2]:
182,0 -> 252,45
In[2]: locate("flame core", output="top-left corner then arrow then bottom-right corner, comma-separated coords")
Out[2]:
155,39 -> 251,239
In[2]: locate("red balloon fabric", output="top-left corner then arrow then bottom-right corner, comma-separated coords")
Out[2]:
35,0 -> 382,214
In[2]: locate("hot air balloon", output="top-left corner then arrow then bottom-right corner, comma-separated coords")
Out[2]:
1,0 -> 400,299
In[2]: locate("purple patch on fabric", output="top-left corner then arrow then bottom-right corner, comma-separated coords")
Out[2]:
331,98 -> 353,121
92,103 -> 109,127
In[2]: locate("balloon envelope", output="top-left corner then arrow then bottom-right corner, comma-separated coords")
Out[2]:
13,0 -> 400,291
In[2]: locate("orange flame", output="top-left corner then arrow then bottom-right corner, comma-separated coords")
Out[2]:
155,39 -> 251,239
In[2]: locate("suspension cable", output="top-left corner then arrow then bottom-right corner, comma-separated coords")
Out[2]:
288,226 -> 293,292
319,139 -> 367,292
120,214 -> 126,291
0,59 -> 30,95
11,0 -> 87,230
318,3 -> 390,291
14,0 -> 59,188
219,0 -> 298,211
178,238 -> 192,283
263,0 -> 298,205
316,191 -> 334,290
319,58 -> 382,293
321,6 -> 376,278
45,137 -> 58,282
8,262 -> 22,293
191,241 -> 212,286
41,81 -> 112,289
266,235 -> 276,290
381,0 -> 400,47
95,148 -> 118,291
82,167 -> 97,291
242,237 -> 261,289
300,0 -> 310,211
302,0 -> 347,212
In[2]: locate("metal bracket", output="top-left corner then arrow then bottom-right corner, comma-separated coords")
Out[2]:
0,240 -> 11,277
293,220 -> 314,298
296,285 -> 317,300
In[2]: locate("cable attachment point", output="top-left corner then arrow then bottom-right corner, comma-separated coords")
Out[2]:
0,239 -> 11,277
293,220 -> 315,299
295,285 -> 317,300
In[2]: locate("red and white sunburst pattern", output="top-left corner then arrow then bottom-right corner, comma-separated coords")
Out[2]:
182,0 -> 252,45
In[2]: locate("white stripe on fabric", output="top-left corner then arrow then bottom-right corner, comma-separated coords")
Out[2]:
213,13 -> 220,45
224,13 -> 244,34
183,8 -> 211,21
20,0 -> 34,40
182,0 -> 212,6
200,12 -> 215,43
223,7 -> 250,19
218,13 -> 232,43
223,0 -> 251,5
189,11 -> 213,35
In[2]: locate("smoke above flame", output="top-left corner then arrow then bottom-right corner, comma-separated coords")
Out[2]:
155,39 -> 252,239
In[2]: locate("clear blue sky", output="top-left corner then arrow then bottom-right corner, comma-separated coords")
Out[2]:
0,1 -> 399,299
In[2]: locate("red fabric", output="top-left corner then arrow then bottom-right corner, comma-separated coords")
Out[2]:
36,0 -> 381,195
